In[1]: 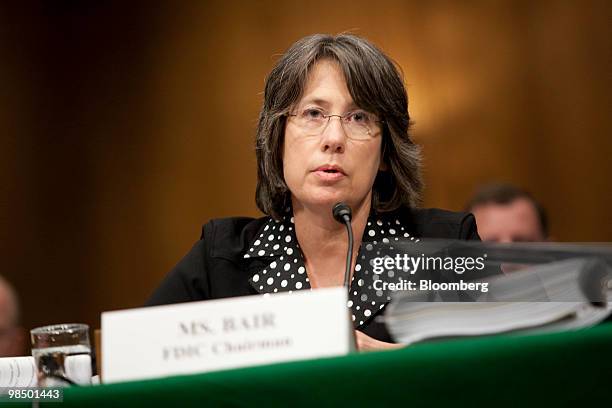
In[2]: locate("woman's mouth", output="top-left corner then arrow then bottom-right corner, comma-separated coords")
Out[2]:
313,165 -> 347,181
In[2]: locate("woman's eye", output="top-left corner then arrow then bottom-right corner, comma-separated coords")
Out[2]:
349,111 -> 370,123
302,109 -> 323,119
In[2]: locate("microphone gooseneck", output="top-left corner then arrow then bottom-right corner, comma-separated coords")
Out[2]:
332,202 -> 354,288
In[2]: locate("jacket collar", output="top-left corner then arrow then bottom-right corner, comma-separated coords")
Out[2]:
243,211 -> 421,329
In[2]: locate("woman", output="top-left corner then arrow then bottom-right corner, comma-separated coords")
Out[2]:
146,34 -> 479,350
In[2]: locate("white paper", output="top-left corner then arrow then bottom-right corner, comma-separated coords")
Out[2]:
0,356 -> 37,388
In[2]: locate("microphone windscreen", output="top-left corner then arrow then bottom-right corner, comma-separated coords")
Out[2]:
332,202 -> 352,223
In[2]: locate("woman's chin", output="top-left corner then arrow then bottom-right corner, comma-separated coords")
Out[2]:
293,192 -> 345,210
296,191 -> 364,212
292,186 -> 372,213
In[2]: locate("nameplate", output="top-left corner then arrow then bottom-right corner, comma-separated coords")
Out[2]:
101,287 -> 353,383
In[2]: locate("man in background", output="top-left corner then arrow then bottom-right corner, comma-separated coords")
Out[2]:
0,276 -> 25,356
466,183 -> 548,243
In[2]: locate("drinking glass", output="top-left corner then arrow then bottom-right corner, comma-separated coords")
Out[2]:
30,324 -> 92,386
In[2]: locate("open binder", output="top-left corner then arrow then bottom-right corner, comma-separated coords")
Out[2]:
383,241 -> 612,344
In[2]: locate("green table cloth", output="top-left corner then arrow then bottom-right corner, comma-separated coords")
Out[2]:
26,323 -> 612,407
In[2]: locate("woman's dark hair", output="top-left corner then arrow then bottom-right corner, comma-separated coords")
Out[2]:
255,33 -> 423,219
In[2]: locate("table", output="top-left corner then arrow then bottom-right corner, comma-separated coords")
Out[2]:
30,323 -> 612,407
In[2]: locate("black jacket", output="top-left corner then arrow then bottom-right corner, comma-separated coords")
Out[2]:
146,207 -> 480,342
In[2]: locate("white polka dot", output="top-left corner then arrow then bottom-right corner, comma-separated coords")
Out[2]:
389,228 -> 396,234
259,285 -> 263,290
305,277 -> 309,282
268,234 -> 274,241
281,279 -> 288,287
258,250 -> 265,256
352,315 -> 356,321
347,300 -> 353,307
284,263 -> 291,271
358,279 -> 364,286
404,233 -> 409,237
285,235 -> 291,243
244,254 -> 250,258
290,217 -> 294,223
266,277 -> 274,285
295,282 -> 303,289
264,225 -> 269,231
364,309 -> 371,317
355,264 -> 361,271
291,274 -> 295,278
359,320 -> 364,325
377,220 -> 383,226
262,269 -> 267,275
253,274 -> 259,282
273,244 -> 280,250
298,266 -> 305,274
279,225 -> 285,231
276,272 -> 280,277
273,288 -> 278,292
368,230 -> 375,237
286,248 -> 293,255
270,261 -> 277,269
356,306 -> 360,310
254,239 -> 261,246
382,238 -> 389,243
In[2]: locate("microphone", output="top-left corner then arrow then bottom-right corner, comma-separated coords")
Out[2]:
332,202 -> 354,288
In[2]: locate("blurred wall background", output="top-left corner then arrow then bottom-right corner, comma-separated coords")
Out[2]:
1,0 -> 611,334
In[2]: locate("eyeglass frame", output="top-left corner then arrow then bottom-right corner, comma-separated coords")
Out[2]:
284,109 -> 385,140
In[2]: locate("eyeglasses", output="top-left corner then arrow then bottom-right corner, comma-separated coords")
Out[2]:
286,107 -> 383,140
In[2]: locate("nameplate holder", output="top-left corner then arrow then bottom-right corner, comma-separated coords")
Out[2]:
101,287 -> 353,383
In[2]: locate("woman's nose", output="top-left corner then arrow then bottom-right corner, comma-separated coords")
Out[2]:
320,116 -> 347,153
